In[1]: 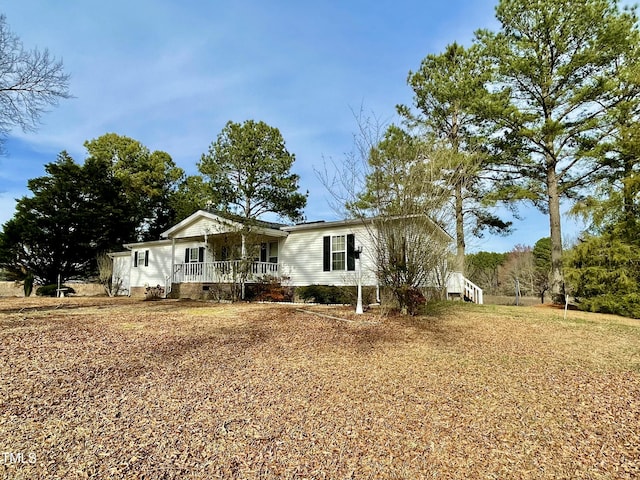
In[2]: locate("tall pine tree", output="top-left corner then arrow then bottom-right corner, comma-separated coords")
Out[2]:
477,0 -> 640,302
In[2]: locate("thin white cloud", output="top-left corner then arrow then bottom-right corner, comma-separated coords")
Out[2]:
1,0 -> 582,250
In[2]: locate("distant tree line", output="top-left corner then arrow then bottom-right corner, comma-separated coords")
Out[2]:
466,238 -> 552,303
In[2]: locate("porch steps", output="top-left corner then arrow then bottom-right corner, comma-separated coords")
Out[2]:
446,272 -> 483,305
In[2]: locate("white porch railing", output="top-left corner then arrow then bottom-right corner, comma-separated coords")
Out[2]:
447,272 -> 484,304
463,277 -> 483,305
172,261 -> 279,284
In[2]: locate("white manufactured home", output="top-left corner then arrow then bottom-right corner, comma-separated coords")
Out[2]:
109,210 -> 482,303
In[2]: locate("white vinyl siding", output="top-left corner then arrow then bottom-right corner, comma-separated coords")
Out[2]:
118,217 -> 386,291
111,253 -> 131,295
279,223 -> 378,287
128,243 -> 173,288
128,240 -> 212,289
171,216 -> 242,239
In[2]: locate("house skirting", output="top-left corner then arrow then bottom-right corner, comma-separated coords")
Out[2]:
169,282 -> 237,300
130,286 -> 147,297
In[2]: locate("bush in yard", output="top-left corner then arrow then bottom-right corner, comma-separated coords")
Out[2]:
575,293 -> 640,319
36,284 -> 76,297
247,276 -> 293,302
144,285 -> 164,301
566,234 -> 640,319
297,285 -> 354,304
396,286 -> 426,315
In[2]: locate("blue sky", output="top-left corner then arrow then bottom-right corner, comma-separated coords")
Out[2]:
0,0 -> 585,253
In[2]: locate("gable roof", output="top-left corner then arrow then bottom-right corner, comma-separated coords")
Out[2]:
160,210 -> 288,240
281,217 -> 371,232
282,215 -> 453,241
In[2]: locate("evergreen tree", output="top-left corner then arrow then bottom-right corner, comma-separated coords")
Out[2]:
84,133 -> 184,240
198,120 -> 307,299
399,42 -> 511,273
566,234 -> 640,318
532,237 -> 551,303
477,0 -> 640,302
198,120 -> 307,223
0,152 -> 132,283
466,251 -> 508,295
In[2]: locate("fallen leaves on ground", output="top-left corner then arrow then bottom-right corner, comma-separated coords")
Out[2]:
1,297 -> 639,479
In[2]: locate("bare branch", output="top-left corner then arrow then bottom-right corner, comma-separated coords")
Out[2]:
0,15 -> 71,148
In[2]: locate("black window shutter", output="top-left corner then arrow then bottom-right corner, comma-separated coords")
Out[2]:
198,247 -> 204,262
347,234 -> 356,271
144,250 -> 149,267
185,248 -> 189,263
260,243 -> 267,263
134,251 -> 138,267
323,236 -> 331,271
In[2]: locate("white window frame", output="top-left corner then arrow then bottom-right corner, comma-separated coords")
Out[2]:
187,247 -> 200,263
331,235 -> 346,271
268,241 -> 279,263
136,251 -> 146,268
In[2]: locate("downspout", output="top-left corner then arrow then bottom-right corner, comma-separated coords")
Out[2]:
128,248 -> 133,297
204,232 -> 208,285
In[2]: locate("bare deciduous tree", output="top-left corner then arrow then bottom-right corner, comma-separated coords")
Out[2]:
97,253 -> 124,297
318,111 -> 457,314
498,245 -> 535,298
0,14 -> 70,150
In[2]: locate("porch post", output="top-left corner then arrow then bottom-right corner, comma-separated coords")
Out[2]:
356,246 -> 363,314
128,249 -> 133,297
170,237 -> 175,287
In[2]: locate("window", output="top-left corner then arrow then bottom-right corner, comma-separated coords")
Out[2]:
332,236 -> 346,271
184,247 -> 204,263
184,247 -> 204,275
187,247 -> 200,263
268,242 -> 278,263
323,234 -> 355,272
259,242 -> 279,263
134,250 -> 148,268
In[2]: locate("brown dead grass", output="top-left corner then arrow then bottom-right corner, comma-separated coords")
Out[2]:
1,297 -> 639,479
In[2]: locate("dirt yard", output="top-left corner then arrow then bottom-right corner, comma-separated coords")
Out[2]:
1,297 -> 639,479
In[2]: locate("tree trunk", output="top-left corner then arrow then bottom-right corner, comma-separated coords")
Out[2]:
451,123 -> 465,276
240,232 -> 247,300
455,179 -> 465,275
547,164 -> 564,304
623,154 -> 636,242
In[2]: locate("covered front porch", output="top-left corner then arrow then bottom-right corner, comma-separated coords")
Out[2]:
160,211 -> 289,298
171,260 -> 279,284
